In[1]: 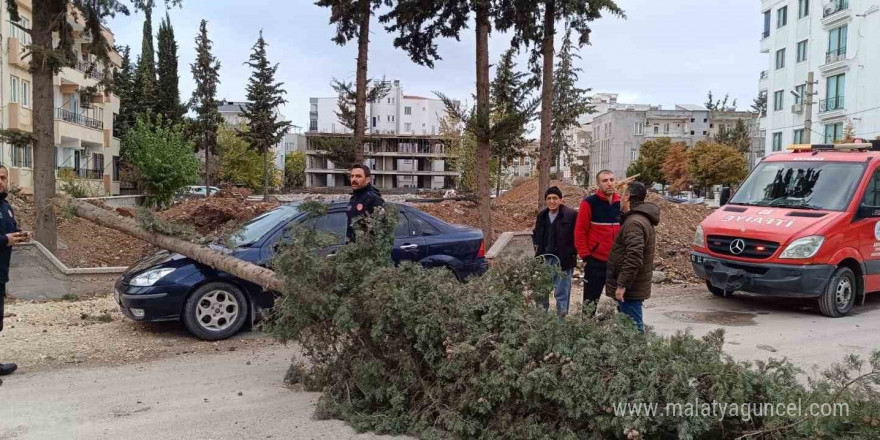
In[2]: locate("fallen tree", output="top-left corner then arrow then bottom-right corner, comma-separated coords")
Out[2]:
54,197 -> 284,291
264,209 -> 880,440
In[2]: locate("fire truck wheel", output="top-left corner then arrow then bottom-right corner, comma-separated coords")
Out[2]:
819,267 -> 856,318
706,281 -> 735,298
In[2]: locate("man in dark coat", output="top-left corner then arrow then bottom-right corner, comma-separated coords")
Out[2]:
605,182 -> 660,333
532,186 -> 578,316
0,165 -> 28,376
346,164 -> 385,243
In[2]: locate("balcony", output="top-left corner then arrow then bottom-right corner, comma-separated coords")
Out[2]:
75,60 -> 105,81
823,0 -> 848,17
57,166 -> 104,180
819,96 -> 845,113
56,108 -> 103,130
826,47 -> 847,64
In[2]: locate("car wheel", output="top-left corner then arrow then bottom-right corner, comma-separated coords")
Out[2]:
183,282 -> 249,340
819,267 -> 856,318
706,281 -> 735,298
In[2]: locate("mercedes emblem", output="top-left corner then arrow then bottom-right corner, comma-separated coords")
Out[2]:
730,239 -> 746,255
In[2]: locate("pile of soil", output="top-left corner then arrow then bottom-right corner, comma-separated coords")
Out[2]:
417,178 -> 715,282
159,196 -> 279,236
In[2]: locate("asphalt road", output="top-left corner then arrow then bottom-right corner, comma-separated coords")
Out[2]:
2,286 -> 879,439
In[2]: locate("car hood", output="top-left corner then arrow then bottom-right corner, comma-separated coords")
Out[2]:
123,244 -> 234,279
702,206 -> 845,244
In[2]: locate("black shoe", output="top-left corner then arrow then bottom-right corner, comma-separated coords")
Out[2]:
0,363 -> 17,376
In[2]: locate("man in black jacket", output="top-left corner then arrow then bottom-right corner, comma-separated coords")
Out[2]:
532,186 -> 578,316
0,165 -> 28,376
346,164 -> 385,243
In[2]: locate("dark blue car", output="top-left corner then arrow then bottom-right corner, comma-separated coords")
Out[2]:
114,202 -> 488,340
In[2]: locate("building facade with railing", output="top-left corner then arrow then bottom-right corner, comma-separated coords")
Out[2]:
2,0 -> 123,196
758,0 -> 880,155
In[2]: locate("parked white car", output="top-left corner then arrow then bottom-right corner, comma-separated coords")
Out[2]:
184,185 -> 221,198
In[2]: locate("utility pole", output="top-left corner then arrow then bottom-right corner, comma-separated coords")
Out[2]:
804,71 -> 815,143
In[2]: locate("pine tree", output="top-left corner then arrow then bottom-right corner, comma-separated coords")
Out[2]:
114,46 -> 136,140
190,19 -> 222,197
132,2 -> 158,118
490,47 -> 536,196
157,12 -> 184,125
0,0 -> 180,253
239,31 -> 292,202
551,29 -> 593,161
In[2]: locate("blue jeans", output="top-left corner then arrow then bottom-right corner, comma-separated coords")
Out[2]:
617,299 -> 644,332
537,256 -> 572,316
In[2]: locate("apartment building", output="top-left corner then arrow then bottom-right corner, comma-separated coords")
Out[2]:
758,0 -> 880,154
2,0 -> 123,196
217,100 -> 303,171
306,80 -> 457,190
589,104 -> 755,180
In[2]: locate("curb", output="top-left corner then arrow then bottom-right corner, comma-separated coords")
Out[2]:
20,241 -> 128,275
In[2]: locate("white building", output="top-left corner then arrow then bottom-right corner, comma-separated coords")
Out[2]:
308,79 -> 448,136
758,0 -> 880,155
306,80 -> 458,190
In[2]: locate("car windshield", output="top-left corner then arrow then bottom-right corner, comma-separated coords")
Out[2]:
227,204 -> 301,248
730,161 -> 865,211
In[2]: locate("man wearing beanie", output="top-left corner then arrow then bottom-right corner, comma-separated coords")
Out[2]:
606,181 -> 660,332
0,165 -> 28,377
532,186 -> 578,316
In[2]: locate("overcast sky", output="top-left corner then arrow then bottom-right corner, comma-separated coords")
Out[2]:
107,0 -> 765,130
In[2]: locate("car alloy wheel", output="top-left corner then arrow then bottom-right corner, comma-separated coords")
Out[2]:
195,290 -> 240,332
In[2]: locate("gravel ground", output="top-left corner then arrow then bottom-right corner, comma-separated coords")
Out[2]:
0,295 -> 277,372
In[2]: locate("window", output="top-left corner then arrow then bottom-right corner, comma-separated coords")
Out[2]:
631,150 -> 638,161
862,169 -> 880,208
634,122 -> 644,135
408,213 -> 440,236
772,132 -> 783,152
653,125 -> 659,134
793,129 -> 804,144
404,122 -> 411,132
404,106 -> 412,115
8,16 -> 31,45
9,76 -> 19,103
796,40 -> 808,62
825,122 -> 844,143
774,90 -> 784,111
795,84 -> 806,105
20,79 -> 30,107
775,48 -> 786,69
304,212 -> 348,242
763,10 -> 771,38
664,123 -> 670,134
825,73 -> 845,111
393,212 -> 413,238
387,115 -> 391,122
371,116 -> 377,127
798,0 -> 809,18
828,25 -> 848,60
309,120 -> 318,131
777,6 -> 787,28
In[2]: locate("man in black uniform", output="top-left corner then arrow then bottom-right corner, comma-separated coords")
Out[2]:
0,165 -> 28,376
346,164 -> 385,242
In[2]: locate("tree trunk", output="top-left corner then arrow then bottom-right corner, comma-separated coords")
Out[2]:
263,149 -> 270,202
495,156 -> 502,197
537,2 -> 555,208
204,139 -> 211,196
57,198 -> 284,291
31,0 -> 58,253
353,0 -> 371,165
474,1 -> 493,244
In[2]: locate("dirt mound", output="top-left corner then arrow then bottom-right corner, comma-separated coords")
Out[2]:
160,197 -> 280,235
417,178 -> 714,282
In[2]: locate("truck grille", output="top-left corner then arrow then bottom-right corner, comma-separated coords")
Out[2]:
707,236 -> 779,259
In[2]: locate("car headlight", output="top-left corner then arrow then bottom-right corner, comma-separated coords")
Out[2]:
130,268 -> 175,286
779,236 -> 825,259
694,225 -> 705,248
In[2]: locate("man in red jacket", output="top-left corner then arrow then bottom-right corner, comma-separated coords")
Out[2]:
574,170 -> 621,314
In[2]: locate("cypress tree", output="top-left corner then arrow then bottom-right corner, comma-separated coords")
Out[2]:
190,19 -> 222,196
132,2 -> 157,118
157,12 -> 184,125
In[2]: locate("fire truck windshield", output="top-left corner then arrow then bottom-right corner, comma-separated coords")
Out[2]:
729,161 -> 865,211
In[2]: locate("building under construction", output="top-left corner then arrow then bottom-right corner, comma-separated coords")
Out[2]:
305,133 -> 459,190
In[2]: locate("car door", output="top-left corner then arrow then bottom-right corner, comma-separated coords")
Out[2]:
857,166 -> 880,292
393,211 -> 426,263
